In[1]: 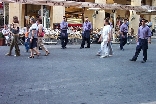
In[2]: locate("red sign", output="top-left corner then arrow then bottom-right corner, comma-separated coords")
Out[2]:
0,3 -> 3,9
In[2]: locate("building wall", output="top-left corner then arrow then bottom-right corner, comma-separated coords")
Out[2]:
129,0 -> 141,34
151,0 -> 156,29
9,3 -> 25,27
8,0 -> 155,31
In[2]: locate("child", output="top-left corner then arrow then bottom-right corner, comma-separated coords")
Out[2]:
24,26 -> 30,52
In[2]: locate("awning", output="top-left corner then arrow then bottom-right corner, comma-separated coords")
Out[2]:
0,0 -> 155,12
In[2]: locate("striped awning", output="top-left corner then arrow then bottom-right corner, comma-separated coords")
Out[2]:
0,0 -> 155,12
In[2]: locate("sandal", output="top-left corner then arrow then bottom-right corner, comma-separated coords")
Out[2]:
45,51 -> 50,56
5,53 -> 11,56
28,56 -> 34,58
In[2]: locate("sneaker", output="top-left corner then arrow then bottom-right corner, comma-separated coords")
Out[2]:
14,54 -> 20,57
100,55 -> 108,58
80,47 -> 84,49
129,59 -> 136,61
96,53 -> 101,56
121,49 -> 124,51
5,53 -> 11,56
109,55 -> 113,57
141,60 -> 146,63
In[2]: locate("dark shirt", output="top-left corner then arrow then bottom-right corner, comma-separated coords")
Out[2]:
11,27 -> 19,34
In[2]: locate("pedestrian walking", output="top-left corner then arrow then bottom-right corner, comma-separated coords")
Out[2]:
37,18 -> 50,55
28,18 -> 40,58
129,19 -> 152,63
97,19 -> 112,58
60,16 -> 68,49
80,17 -> 92,49
24,26 -> 30,52
119,19 -> 128,51
5,16 -> 20,56
97,18 -> 113,57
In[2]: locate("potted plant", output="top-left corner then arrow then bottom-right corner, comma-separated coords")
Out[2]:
0,32 -> 5,46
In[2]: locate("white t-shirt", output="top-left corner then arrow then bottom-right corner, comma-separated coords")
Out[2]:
29,23 -> 38,31
38,24 -> 43,31
102,25 -> 112,42
29,23 -> 38,38
2,28 -> 10,36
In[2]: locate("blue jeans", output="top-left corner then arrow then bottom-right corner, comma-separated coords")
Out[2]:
24,38 -> 30,52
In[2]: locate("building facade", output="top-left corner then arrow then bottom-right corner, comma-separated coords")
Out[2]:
7,0 -> 156,34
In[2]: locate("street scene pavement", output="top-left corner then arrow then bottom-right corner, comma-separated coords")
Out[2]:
0,39 -> 156,104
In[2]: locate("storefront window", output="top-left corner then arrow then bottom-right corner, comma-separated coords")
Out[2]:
25,4 -> 50,28
0,3 -> 9,28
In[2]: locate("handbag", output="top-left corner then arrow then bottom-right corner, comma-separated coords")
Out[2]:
38,32 -> 44,37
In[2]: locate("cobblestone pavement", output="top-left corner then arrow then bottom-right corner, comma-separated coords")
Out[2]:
0,40 -> 156,104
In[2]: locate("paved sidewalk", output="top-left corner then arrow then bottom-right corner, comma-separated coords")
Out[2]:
0,40 -> 156,104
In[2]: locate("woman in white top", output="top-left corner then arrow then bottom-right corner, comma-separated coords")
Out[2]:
98,19 -> 112,58
28,18 -> 40,58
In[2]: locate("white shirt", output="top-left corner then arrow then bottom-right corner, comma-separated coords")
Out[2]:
29,23 -> 38,38
29,23 -> 38,32
102,25 -> 112,42
2,28 -> 10,36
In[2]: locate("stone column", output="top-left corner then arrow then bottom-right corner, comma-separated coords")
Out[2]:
84,0 -> 94,28
129,0 -> 141,34
9,3 -> 25,27
84,8 -> 94,26
113,11 -> 117,42
94,0 -> 106,29
50,0 -> 65,29
150,0 -> 156,29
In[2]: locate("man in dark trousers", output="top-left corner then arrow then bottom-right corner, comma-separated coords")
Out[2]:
129,19 -> 152,63
80,17 -> 92,49
60,16 -> 68,49
120,19 -> 128,51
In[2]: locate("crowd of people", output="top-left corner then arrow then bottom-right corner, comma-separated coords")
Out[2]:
2,15 -> 152,63
3,16 -> 50,58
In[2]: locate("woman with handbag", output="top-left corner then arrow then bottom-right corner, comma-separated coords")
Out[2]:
37,18 -> 50,56
28,18 -> 40,58
5,16 -> 20,56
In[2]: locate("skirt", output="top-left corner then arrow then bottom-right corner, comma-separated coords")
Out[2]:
29,38 -> 37,49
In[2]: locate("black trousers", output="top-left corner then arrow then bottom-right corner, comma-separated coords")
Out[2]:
120,32 -> 127,50
61,37 -> 68,48
81,30 -> 90,48
132,39 -> 148,61
81,37 -> 90,48
61,30 -> 68,48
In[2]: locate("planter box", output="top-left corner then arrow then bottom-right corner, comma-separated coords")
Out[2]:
0,38 -> 5,46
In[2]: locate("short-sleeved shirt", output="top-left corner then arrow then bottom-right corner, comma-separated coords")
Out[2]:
60,21 -> 68,30
120,23 -> 128,33
102,25 -> 112,42
29,23 -> 38,38
138,25 -> 151,39
83,22 -> 92,31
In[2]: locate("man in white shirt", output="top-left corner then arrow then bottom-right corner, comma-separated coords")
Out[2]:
2,25 -> 10,45
97,19 -> 112,58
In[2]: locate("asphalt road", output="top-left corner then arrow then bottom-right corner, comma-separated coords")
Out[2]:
0,40 -> 156,104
